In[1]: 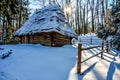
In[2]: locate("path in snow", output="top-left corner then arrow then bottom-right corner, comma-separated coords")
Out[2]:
68,44 -> 120,80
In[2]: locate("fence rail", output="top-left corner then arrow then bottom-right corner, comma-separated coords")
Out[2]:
77,41 -> 109,74
82,46 -> 103,50
79,38 -> 104,44
81,51 -> 104,63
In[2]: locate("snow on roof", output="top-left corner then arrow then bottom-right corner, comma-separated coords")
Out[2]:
14,5 -> 77,38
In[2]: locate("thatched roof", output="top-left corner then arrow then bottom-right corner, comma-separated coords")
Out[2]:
14,5 -> 77,38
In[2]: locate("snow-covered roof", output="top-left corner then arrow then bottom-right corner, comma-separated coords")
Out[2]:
14,5 -> 77,38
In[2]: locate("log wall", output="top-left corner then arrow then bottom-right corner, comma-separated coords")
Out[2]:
21,32 -> 72,46
21,36 -> 28,43
53,32 -> 71,46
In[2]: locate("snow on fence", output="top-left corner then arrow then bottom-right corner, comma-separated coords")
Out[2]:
79,38 -> 103,45
77,41 -> 109,74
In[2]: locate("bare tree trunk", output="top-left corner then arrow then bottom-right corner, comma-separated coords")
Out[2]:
19,0 -> 22,28
92,0 -> 95,33
101,0 -> 105,26
79,0 -> 83,34
95,0 -> 100,26
83,5 -> 86,35
88,0 -> 95,33
85,0 -> 89,34
76,0 -> 80,34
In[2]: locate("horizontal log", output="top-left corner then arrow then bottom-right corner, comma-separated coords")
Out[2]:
39,42 -> 51,44
54,40 -> 70,42
54,42 -> 70,44
81,51 -> 104,63
54,41 -> 70,43
82,46 -> 103,50
54,36 -> 69,39
54,39 -> 70,42
54,37 -> 70,40
54,37 -> 70,39
79,38 -> 103,40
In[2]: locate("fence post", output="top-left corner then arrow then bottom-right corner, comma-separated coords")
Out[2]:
77,43 -> 82,74
106,41 -> 109,52
101,42 -> 104,58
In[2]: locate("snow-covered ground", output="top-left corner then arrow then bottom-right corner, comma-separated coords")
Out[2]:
0,34 -> 120,80
0,44 -> 77,80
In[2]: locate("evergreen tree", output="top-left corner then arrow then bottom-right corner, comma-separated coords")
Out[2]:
111,0 -> 120,49
97,9 -> 117,40
0,0 -> 30,41
0,0 -> 19,40
97,0 -> 120,49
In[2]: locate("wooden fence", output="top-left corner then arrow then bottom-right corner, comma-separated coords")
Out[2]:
77,41 -> 109,74
79,38 -> 103,44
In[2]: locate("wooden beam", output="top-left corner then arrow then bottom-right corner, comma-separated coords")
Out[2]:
82,46 -> 103,50
81,51 -> 104,63
77,43 -> 82,74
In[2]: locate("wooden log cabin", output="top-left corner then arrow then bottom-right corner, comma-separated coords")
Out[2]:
14,5 -> 77,46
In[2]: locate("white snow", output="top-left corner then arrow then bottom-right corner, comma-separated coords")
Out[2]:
0,34 -> 120,80
15,5 -> 77,38
0,44 -> 77,80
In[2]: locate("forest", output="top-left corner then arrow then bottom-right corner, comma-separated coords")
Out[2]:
0,0 -> 120,49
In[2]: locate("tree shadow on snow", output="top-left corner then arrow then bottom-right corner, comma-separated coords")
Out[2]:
103,54 -> 116,61
110,48 -> 119,57
87,49 -> 96,55
114,62 -> 120,70
106,61 -> 115,80
77,62 -> 97,80
77,61 -> 106,80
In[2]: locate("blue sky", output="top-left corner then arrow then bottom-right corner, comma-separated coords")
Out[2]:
29,0 -> 41,14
